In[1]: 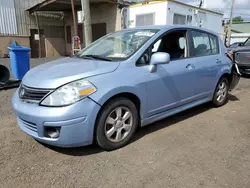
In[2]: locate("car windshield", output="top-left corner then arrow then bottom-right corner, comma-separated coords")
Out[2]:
230,43 -> 240,48
76,29 -> 160,61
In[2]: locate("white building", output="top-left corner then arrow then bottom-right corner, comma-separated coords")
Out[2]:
127,0 -> 223,34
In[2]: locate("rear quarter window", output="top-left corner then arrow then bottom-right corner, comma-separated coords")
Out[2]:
209,34 -> 220,55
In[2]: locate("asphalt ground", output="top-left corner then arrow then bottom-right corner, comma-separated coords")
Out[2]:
0,58 -> 249,188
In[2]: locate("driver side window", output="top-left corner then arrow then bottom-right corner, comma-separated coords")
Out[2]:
156,30 -> 188,60
136,30 -> 188,66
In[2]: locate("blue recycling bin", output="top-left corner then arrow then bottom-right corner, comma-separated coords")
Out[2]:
8,41 -> 31,80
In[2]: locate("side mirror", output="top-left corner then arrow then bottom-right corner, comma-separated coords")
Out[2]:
149,52 -> 170,73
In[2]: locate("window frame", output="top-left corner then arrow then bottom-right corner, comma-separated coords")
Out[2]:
209,34 -> 220,55
136,28 -> 191,67
189,29 -> 221,58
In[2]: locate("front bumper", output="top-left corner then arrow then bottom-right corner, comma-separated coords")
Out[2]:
12,90 -> 101,147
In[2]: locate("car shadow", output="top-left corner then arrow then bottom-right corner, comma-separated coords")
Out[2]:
43,94 -> 239,156
228,93 -> 240,101
39,142 -> 103,156
241,74 -> 250,79
132,93 -> 239,143
131,102 -> 212,144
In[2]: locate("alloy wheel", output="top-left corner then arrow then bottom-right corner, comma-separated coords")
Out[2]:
104,107 -> 133,143
216,81 -> 227,103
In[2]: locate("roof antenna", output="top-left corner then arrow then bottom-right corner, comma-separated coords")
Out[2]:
195,0 -> 204,27
196,0 -> 204,8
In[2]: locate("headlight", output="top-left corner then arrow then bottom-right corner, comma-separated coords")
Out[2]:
40,79 -> 96,106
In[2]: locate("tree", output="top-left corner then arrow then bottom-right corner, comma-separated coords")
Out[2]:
232,16 -> 244,23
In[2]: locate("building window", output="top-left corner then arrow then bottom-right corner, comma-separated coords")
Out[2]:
66,26 -> 71,44
186,15 -> 192,25
136,13 -> 155,27
173,14 -> 186,25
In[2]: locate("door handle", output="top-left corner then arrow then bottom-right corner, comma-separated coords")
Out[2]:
186,64 -> 195,70
216,59 -> 222,64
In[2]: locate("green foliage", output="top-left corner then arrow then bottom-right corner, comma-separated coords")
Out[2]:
232,16 -> 244,23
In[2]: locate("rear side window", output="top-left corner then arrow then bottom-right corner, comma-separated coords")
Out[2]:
190,31 -> 212,57
209,34 -> 219,54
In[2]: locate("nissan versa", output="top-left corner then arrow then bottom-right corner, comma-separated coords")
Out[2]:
12,26 -> 240,150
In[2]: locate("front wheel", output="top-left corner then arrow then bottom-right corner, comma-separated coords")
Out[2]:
95,97 -> 139,151
212,77 -> 229,107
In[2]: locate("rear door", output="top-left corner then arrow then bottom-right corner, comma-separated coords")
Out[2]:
188,30 -> 219,96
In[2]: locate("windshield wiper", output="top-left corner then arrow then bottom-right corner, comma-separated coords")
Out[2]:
82,55 -> 113,62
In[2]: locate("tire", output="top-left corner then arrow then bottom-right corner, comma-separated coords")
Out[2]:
95,97 -> 139,151
212,77 -> 229,107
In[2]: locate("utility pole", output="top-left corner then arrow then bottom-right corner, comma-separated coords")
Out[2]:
81,0 -> 92,47
35,12 -> 42,58
227,0 -> 235,46
71,0 -> 77,36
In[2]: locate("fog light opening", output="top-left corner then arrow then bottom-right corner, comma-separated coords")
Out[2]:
45,127 -> 60,139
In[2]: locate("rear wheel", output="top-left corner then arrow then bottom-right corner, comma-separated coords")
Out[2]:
95,97 -> 139,151
212,77 -> 229,107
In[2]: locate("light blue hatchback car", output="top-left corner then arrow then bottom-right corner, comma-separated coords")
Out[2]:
12,25 -> 240,150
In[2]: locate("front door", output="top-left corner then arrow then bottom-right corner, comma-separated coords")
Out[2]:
145,29 -> 199,117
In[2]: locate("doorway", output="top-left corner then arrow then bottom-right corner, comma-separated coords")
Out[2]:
77,23 -> 107,44
30,29 -> 46,58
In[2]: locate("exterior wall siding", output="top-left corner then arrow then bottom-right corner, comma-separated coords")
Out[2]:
0,36 -> 29,56
167,1 -> 223,34
65,4 -> 121,55
14,0 -> 64,37
128,1 -> 223,35
91,4 -> 121,33
0,0 -> 18,35
0,0 -> 64,36
0,0 -> 121,57
0,0 -> 65,57
128,2 -> 168,28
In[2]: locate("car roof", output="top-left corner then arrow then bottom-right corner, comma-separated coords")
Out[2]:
124,25 -> 219,36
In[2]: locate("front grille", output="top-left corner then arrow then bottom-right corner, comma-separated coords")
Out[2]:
19,85 -> 51,102
20,118 -> 37,133
235,52 -> 250,65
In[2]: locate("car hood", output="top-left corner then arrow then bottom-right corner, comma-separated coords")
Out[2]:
229,46 -> 250,53
22,57 -> 120,89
